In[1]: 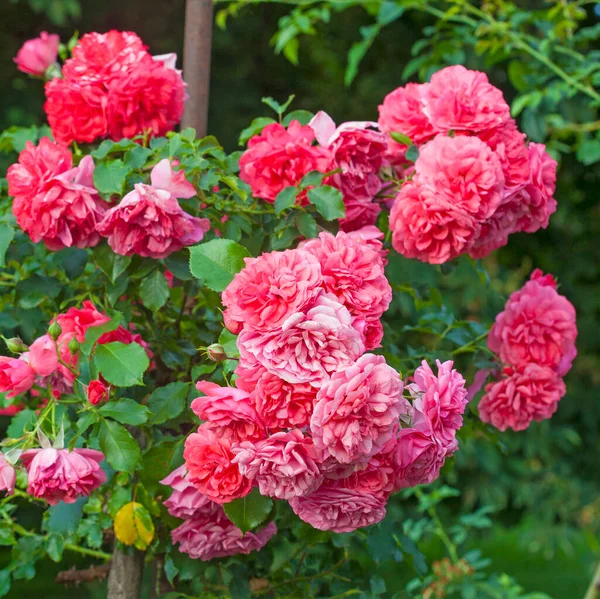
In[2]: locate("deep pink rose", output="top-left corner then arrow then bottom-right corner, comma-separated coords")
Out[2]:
311,353 -> 406,465
340,198 -> 382,232
423,65 -> 510,133
14,32 -> 60,76
478,364 -> 567,432
222,249 -> 322,334
20,447 -> 106,505
234,355 -> 266,393
303,231 -> 391,320
408,360 -> 468,449
56,300 -> 110,343
390,180 -> 479,264
251,370 -> 317,429
290,479 -> 386,532
239,121 -> 331,204
488,269 -> 577,376
87,379 -> 109,406
171,510 -> 276,561
184,424 -> 252,504
0,454 -> 16,495
192,381 -> 266,443
0,357 -> 36,398
232,429 -> 323,500
238,294 -> 365,387
28,335 -> 59,377
97,160 -> 209,259
378,82 -> 437,157
160,465 -> 219,519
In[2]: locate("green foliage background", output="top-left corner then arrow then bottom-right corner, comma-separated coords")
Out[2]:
0,0 -> 598,597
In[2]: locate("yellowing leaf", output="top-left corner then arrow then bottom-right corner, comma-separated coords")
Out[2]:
114,501 -> 155,550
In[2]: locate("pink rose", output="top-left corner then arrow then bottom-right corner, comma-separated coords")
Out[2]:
239,121 -> 331,204
478,364 -> 566,432
488,270 -> 577,376
97,325 -> 153,360
0,357 -> 36,398
351,316 -> 384,351
56,300 -> 110,343
14,32 -> 60,76
0,454 -> 16,495
345,225 -> 388,264
290,479 -> 386,532
340,198 -> 382,233
171,510 -> 276,561
234,355 -> 266,393
28,335 -> 59,377
160,465 -> 219,519
303,231 -> 391,321
232,429 -> 323,500
97,160 -> 209,259
423,65 -> 510,132
408,360 -> 468,449
87,379 -> 109,406
311,353 -> 406,465
184,424 -> 252,504
238,294 -> 365,387
222,249 -> 322,334
20,447 -> 106,505
192,381 -> 266,443
251,370 -> 317,429
378,82 -> 437,156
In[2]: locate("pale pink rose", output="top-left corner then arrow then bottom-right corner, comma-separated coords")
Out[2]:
222,249 -> 322,334
478,364 -> 567,432
97,160 -> 208,259
14,32 -> 60,76
408,360 -> 468,449
415,135 -> 505,221
378,82 -> 437,158
239,120 -> 332,204
423,65 -> 510,132
56,300 -> 110,343
0,454 -> 16,495
192,381 -> 266,443
171,510 -> 277,561
488,269 -> 577,376
394,419 -> 447,488
0,357 -> 36,398
184,424 -> 252,504
390,180 -> 479,264
290,479 -> 386,532
234,355 -> 266,393
251,370 -> 317,429
160,465 -> 219,519
303,231 -> 391,320
311,354 -> 407,465
27,335 -> 59,377
20,447 -> 106,505
232,429 -> 323,500
516,143 -> 557,233
238,294 -> 365,387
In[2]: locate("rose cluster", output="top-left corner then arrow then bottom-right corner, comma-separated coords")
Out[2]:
7,138 -> 209,257
381,65 -> 558,263
162,231 -> 469,553
478,269 -> 577,431
43,31 -> 186,145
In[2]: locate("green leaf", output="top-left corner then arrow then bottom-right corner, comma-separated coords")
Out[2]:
223,488 -> 273,534
295,211 -> 317,239
58,247 -> 88,279
94,342 -> 149,387
7,409 -> 35,438
140,269 -> 170,312
93,160 -> 130,195
46,497 -> 86,535
124,146 -> 152,170
164,555 -> 178,586
99,398 -> 150,426
274,186 -> 299,214
0,569 -> 10,598
94,244 -> 132,283
189,239 -> 250,292
261,94 -> 295,116
307,185 -> 345,221
80,312 -> 122,355
300,170 -> 326,188
0,224 -> 14,268
16,276 -> 61,309
139,439 -> 185,490
238,117 -> 276,146
147,382 -> 190,424
98,419 -> 140,474
405,145 -> 419,162
282,110 -> 314,126
389,132 -> 412,146
45,533 -> 64,562
218,328 -> 239,358
576,139 -> 600,165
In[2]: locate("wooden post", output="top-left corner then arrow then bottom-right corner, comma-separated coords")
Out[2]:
107,547 -> 145,599
182,0 -> 214,136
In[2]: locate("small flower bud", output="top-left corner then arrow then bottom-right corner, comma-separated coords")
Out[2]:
206,343 -> 227,362
4,337 -> 28,354
68,337 -> 80,353
48,321 -> 62,340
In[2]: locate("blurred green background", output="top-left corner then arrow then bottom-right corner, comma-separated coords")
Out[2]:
0,0 -> 599,597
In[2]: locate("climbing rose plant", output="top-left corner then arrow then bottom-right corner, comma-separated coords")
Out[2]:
0,29 -> 576,597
